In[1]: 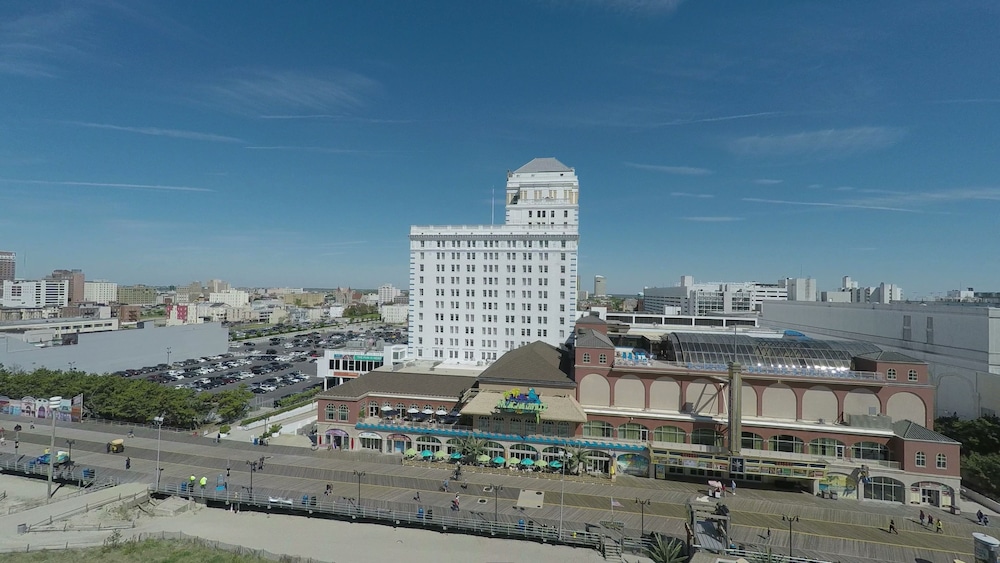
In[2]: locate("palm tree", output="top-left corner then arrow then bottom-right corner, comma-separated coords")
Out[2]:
458,436 -> 487,459
647,534 -> 687,563
564,447 -> 588,475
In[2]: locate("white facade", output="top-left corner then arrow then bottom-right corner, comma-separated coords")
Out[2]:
328,305 -> 345,318
786,277 -> 817,302
83,281 -> 118,304
0,315 -> 119,343
761,300 -> 1000,419
208,289 -> 250,307
379,304 -> 408,324
377,284 -> 401,304
409,157 -> 579,363
0,279 -> 69,308
643,276 -> 787,316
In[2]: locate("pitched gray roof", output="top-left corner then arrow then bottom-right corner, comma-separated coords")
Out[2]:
576,328 -> 615,349
316,370 -> 474,401
477,340 -> 575,388
515,157 -> 572,174
576,312 -> 606,326
893,420 -> 959,444
856,351 -> 926,364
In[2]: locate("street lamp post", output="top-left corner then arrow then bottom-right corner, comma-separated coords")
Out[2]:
490,484 -> 504,528
67,362 -> 76,372
558,450 -> 568,538
46,396 -> 62,503
166,347 -> 172,366
353,470 -> 365,515
636,498 -> 651,537
65,439 -> 75,466
153,415 -> 164,489
246,460 -> 260,498
783,514 -> 799,559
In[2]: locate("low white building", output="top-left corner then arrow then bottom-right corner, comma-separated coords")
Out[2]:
643,275 -> 787,316
208,289 -> 250,307
1,279 -> 69,309
328,305 -> 345,318
379,304 -> 408,324
317,342 -> 409,388
83,281 -> 118,304
0,315 -> 119,344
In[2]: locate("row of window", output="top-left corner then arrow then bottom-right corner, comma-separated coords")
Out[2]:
581,352 -> 607,365
885,368 -> 919,382
476,415 -> 573,437
418,240 -> 570,248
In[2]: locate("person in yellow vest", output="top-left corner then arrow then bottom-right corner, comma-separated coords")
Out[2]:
189,475 -> 196,491
199,476 -> 208,492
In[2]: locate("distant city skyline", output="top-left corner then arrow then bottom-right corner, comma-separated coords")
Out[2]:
2,3 -> 999,296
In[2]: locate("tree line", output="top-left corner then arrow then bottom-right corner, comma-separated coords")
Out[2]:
935,415 -> 1000,499
0,366 -> 252,428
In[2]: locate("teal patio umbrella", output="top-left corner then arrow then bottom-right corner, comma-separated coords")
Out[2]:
492,456 -> 505,465
520,458 -> 535,466
450,452 -> 463,460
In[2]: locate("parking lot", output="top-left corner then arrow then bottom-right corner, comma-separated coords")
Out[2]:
110,326 -> 406,405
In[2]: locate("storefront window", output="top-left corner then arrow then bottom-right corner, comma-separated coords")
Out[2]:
851,441 -> 888,461
617,423 -> 648,441
654,426 -> 686,444
768,434 -> 804,453
582,421 -> 613,438
808,437 -> 844,456
741,432 -> 763,450
692,428 -> 723,447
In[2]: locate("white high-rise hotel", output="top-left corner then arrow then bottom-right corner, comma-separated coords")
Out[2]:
408,157 -> 579,362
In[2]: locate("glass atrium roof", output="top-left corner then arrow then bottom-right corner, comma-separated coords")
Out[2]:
666,333 -> 881,370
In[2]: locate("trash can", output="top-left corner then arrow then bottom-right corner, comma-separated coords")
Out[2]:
950,505 -> 961,515
417,507 -> 424,519
302,495 -> 310,505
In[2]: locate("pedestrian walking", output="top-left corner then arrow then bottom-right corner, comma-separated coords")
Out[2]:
325,484 -> 332,496
127,428 -> 134,438
731,479 -> 737,495
888,519 -> 898,534
978,510 -> 985,524
413,491 -> 420,502
927,515 -> 934,527
189,474 -> 196,490
936,519 -> 943,534
766,528 -> 771,539
125,457 -> 131,470
442,479 -> 449,492
226,464 -> 231,478
259,456 -> 265,470
919,510 -> 925,526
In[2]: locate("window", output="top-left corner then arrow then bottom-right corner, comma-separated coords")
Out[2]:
654,426 -> 686,444
338,404 -> 349,421
582,420 -> 613,438
582,353 -> 590,363
936,453 -> 947,469
808,437 -> 844,457
851,441 -> 889,461
908,369 -> 918,382
768,434 -> 804,453
599,353 -> 607,364
741,432 -> 763,450
915,451 -> 926,467
886,368 -> 896,380
691,428 -> 723,447
324,404 -> 337,421
617,423 -> 648,441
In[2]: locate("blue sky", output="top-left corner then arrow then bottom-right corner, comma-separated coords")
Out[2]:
2,1 -> 999,298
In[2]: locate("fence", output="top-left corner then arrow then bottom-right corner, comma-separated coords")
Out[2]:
152,482 -> 605,552
24,490 -> 148,531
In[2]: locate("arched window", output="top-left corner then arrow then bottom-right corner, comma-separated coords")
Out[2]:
582,421 -> 613,438
691,428 -> 723,447
808,437 -> 845,456
886,368 -> 897,380
915,451 -> 926,467
557,421 -> 571,437
908,369 -> 918,382
338,404 -> 349,421
477,415 -> 489,430
541,420 -> 555,435
617,423 -> 649,441
768,434 -> 804,453
741,432 -> 764,450
936,453 -> 947,469
852,441 -> 889,461
653,426 -> 686,444
324,404 -> 337,421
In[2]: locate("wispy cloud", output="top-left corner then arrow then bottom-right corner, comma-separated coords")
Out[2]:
729,126 -> 906,157
652,111 -> 785,127
682,216 -> 744,222
205,69 -> 379,114
833,186 -> 855,191
742,197 -> 917,213
0,178 -> 213,193
671,192 -> 714,199
258,114 -> 412,124
625,162 -> 712,175
848,187 -> 1000,207
63,121 -> 244,143
0,6 -> 90,77
753,178 -> 783,185
244,146 -> 364,154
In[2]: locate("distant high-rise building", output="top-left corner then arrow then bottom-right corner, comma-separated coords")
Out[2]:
84,280 -> 119,304
594,275 -> 607,297
409,157 -> 579,362
377,284 -> 401,305
0,251 -> 14,282
0,279 -> 69,308
207,279 -> 230,293
117,284 -> 157,305
785,277 -> 817,302
643,275 -> 787,316
48,269 -> 85,304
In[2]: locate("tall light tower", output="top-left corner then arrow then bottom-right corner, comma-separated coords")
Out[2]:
153,414 -> 164,488
46,396 -> 62,503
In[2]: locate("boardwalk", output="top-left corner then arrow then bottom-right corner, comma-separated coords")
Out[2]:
0,415 -> 989,563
